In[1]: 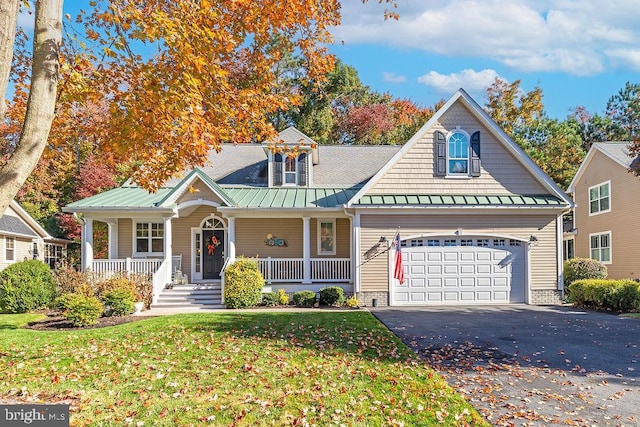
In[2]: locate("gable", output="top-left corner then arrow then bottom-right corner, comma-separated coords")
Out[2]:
175,177 -> 227,206
568,142 -> 631,193
364,100 -> 547,196
0,205 -> 38,238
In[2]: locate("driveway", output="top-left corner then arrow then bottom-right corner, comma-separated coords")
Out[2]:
371,305 -> 640,426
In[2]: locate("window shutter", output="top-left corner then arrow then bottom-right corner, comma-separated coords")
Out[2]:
274,153 -> 283,186
434,131 -> 446,177
298,153 -> 307,186
470,131 -> 481,177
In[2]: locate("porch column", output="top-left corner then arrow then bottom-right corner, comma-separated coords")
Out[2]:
302,217 -> 311,284
82,217 -> 93,272
107,220 -> 118,259
163,216 -> 173,282
227,216 -> 236,263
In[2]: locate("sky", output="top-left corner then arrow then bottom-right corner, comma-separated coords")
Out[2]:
17,0 -> 640,121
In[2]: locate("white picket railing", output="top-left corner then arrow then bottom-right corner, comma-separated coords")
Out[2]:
152,258 -> 170,305
257,257 -> 351,284
89,258 -> 163,282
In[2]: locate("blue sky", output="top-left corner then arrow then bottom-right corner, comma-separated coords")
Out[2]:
20,0 -> 640,120
331,0 -> 640,119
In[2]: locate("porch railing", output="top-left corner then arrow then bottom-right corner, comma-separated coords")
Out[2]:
257,257 -> 351,284
89,258 -> 163,282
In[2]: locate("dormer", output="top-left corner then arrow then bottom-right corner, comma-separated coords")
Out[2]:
264,127 -> 319,188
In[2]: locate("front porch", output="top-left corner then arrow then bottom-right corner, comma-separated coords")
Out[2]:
86,255 -> 352,307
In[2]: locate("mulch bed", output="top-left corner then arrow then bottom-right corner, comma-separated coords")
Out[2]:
26,311 -> 151,331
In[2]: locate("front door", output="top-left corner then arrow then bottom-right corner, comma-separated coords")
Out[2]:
203,229 -> 224,280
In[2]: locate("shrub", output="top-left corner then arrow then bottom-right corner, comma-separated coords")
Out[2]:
95,276 -> 138,300
564,258 -> 607,289
569,279 -> 640,312
224,257 -> 264,309
130,273 -> 153,309
277,288 -> 289,306
319,286 -> 345,306
0,260 -> 56,313
53,293 -> 84,312
103,289 -> 135,316
292,290 -> 317,307
345,295 -> 359,308
261,292 -> 280,307
54,265 -> 93,296
65,295 -> 104,327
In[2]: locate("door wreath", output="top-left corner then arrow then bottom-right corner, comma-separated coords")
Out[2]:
207,235 -> 221,255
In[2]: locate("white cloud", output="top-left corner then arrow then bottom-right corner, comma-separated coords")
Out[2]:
417,69 -> 500,95
606,48 -> 640,71
333,0 -> 640,76
382,72 -> 407,84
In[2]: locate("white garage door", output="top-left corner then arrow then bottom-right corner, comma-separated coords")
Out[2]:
392,237 -> 525,305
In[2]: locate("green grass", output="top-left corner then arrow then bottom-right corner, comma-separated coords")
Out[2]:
0,313 -> 45,329
0,312 -> 487,426
621,312 -> 640,320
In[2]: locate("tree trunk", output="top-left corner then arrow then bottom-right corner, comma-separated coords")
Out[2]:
0,0 -> 63,217
0,0 -> 19,120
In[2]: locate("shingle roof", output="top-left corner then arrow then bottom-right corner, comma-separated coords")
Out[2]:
355,194 -> 566,207
593,142 -> 634,168
0,215 -> 37,237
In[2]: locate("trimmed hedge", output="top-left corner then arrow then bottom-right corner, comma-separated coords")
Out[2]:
65,295 -> 104,327
261,292 -> 280,307
564,258 -> 607,289
224,257 -> 265,309
319,286 -> 345,306
569,279 -> 640,312
0,260 -> 56,313
292,290 -> 317,307
103,289 -> 135,316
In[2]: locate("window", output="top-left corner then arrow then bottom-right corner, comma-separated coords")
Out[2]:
563,238 -> 574,261
493,239 -> 506,247
510,239 -> 523,247
460,239 -> 473,246
589,181 -> 610,215
136,222 -> 164,254
444,239 -> 457,246
45,243 -> 64,268
284,156 -> 297,185
590,232 -> 611,264
318,220 -> 336,255
477,239 -> 489,247
427,239 -> 440,247
410,239 -> 423,247
5,237 -> 14,261
447,131 -> 469,175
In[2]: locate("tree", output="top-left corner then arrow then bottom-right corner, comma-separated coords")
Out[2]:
485,78 -> 544,137
0,0 -> 62,217
1,0 -> 399,217
605,82 -> 640,141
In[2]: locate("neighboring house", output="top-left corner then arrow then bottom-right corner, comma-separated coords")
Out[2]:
0,200 -> 68,271
568,142 -> 639,280
64,89 -> 572,308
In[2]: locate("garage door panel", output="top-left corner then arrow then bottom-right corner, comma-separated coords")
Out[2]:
393,238 -> 526,306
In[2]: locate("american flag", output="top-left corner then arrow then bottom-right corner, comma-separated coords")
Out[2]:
393,233 -> 404,285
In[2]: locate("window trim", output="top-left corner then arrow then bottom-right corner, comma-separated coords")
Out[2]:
588,180 -> 611,216
283,155 -> 298,186
317,219 -> 336,256
446,128 -> 471,177
133,221 -> 165,256
5,237 -> 15,262
45,242 -> 64,268
589,231 -> 611,264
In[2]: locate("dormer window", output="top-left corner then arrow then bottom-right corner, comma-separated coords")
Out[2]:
434,128 -> 481,178
284,156 -> 297,185
272,152 -> 308,187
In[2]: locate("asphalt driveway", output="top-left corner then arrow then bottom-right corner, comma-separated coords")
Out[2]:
372,305 -> 640,426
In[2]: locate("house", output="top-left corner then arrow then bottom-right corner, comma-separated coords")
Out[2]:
63,89 -> 572,308
567,142 -> 639,280
1,200 -> 68,271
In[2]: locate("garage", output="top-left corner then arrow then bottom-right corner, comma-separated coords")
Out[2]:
392,236 -> 526,305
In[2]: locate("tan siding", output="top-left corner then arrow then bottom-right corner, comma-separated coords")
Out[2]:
359,213 -> 558,292
311,218 -> 351,258
118,218 -> 133,258
236,218 -> 303,258
367,102 -> 547,195
0,236 -> 33,270
176,179 -> 225,205
573,152 -> 640,279
171,206 -> 222,274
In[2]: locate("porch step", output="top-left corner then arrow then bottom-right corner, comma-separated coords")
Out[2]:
152,284 -> 224,310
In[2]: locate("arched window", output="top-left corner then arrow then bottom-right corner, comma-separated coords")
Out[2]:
447,130 -> 469,175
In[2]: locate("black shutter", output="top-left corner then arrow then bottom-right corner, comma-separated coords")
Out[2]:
274,153 -> 283,186
298,153 -> 307,186
434,131 -> 446,177
470,131 -> 481,177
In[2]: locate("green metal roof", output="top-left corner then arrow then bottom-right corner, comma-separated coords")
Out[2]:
223,187 -> 357,208
65,187 -> 172,209
355,194 -> 567,207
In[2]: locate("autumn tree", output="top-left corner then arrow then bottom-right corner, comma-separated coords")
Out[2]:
485,78 -> 544,137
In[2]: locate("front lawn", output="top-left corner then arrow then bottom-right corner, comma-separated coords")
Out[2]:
0,311 -> 487,426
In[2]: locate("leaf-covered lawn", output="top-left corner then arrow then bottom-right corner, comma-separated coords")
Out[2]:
0,312 -> 487,426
